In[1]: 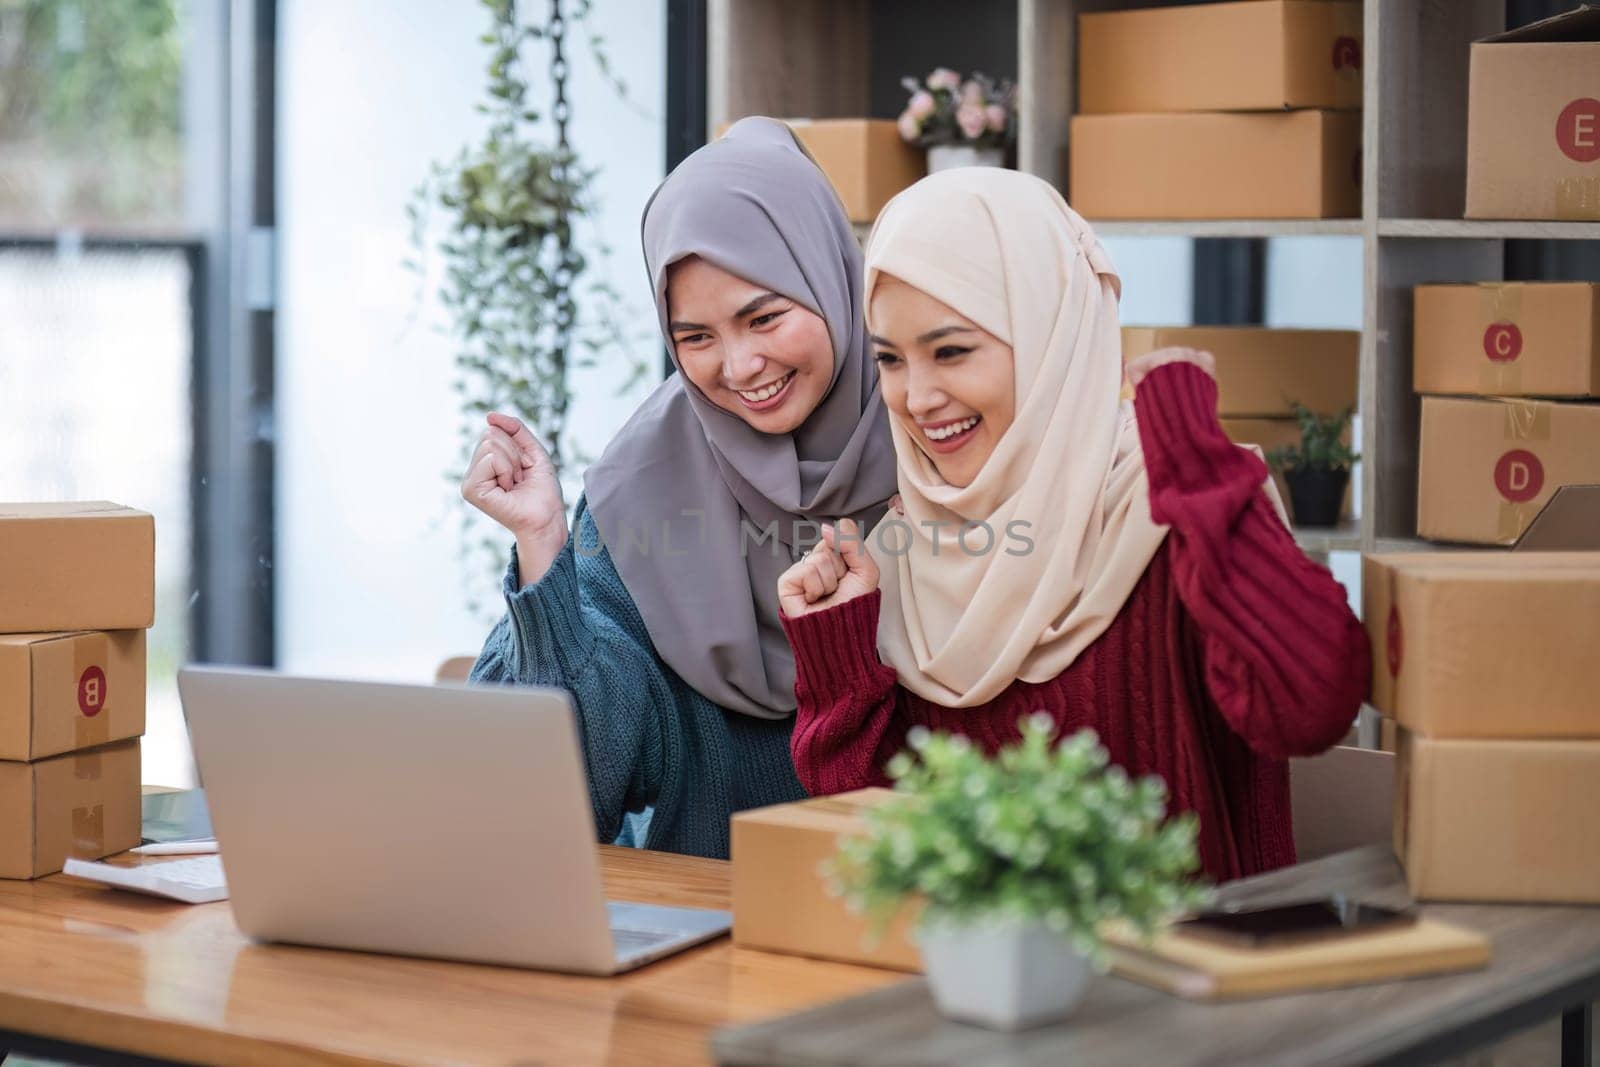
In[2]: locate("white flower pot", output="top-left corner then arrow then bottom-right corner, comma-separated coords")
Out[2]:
926,144 -> 1005,173
917,917 -> 1094,1030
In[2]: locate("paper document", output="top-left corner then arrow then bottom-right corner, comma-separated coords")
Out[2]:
64,855 -> 229,905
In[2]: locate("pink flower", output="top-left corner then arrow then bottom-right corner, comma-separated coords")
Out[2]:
897,109 -> 922,143
986,103 -> 1008,132
961,79 -> 985,107
926,67 -> 962,92
908,90 -> 936,120
956,104 -> 988,140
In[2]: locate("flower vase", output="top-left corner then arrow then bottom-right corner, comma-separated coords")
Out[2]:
917,917 -> 1094,1030
926,144 -> 1005,173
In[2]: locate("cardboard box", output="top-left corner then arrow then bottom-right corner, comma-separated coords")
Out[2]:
1414,283 -> 1600,398
1465,8 -> 1600,221
1079,1 -> 1363,115
1220,418 -> 1353,518
1379,717 -> 1398,754
731,789 -> 922,972
784,119 -> 925,224
0,630 -> 146,761
1123,326 -> 1359,417
0,503 -> 154,633
0,738 -> 141,879
1394,730 -> 1600,903
1363,552 -> 1600,738
1417,396 -> 1600,544
1288,746 -> 1394,863
1070,110 -> 1361,220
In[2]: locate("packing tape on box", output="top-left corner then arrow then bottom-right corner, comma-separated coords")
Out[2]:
1502,399 -> 1552,441
1478,285 -> 1524,395
72,633 -> 111,750
74,750 -> 102,782
1479,284 -> 1523,321
1481,363 -> 1524,394
72,804 -> 105,858
1495,400 -> 1550,542
1555,177 -> 1600,221
1498,501 -> 1536,542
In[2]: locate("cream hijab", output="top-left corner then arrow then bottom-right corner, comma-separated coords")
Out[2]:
864,168 -> 1169,707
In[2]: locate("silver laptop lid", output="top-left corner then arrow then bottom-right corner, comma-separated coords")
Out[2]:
178,667 -> 617,972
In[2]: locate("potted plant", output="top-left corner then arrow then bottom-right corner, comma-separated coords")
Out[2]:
1267,403 -> 1360,528
408,0 -> 645,614
829,717 -> 1209,1031
897,68 -> 1016,172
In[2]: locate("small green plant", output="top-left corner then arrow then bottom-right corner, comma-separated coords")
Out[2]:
829,717 -> 1211,963
1267,403 -> 1360,473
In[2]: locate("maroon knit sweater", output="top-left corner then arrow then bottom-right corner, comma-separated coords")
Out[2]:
780,362 -> 1371,883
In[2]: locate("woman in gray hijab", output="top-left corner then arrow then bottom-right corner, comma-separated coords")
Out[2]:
463,118 -> 896,859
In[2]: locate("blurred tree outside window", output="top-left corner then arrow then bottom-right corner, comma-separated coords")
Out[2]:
0,0 -> 184,229
0,0 -> 198,784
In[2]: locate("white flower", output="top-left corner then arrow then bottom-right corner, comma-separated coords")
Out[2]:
897,109 -> 921,143
926,67 -> 962,92
908,90 -> 936,120
956,104 -> 987,141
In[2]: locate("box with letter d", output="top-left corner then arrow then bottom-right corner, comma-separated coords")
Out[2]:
1418,396 -> 1600,545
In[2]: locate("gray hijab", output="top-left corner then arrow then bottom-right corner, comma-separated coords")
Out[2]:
583,117 -> 895,719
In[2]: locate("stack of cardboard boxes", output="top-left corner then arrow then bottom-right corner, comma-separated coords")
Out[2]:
1415,8 -> 1600,542
1071,1 -> 1362,220
1413,282 -> 1600,544
1363,552 -> 1600,904
0,503 -> 152,879
1122,325 -> 1359,520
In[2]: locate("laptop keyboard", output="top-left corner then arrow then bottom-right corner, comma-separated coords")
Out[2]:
612,927 -> 681,955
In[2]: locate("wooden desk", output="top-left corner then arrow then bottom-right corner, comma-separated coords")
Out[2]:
0,845 -> 902,1066
714,846 -> 1600,1067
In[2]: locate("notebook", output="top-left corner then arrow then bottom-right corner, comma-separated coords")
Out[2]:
1104,917 -> 1491,1000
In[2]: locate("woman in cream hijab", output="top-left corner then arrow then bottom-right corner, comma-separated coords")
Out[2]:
777,168 -> 1368,881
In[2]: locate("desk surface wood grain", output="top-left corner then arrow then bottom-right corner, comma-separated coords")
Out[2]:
0,845 -> 905,1066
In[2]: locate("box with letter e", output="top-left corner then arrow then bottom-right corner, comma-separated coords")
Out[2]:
1465,6 -> 1600,220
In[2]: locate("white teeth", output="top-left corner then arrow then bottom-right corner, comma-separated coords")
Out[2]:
924,416 -> 979,441
738,371 -> 795,403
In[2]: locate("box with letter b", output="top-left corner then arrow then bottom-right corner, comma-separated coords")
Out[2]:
0,501 -> 152,878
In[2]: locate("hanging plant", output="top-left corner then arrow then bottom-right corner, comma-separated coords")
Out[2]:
408,0 -> 646,614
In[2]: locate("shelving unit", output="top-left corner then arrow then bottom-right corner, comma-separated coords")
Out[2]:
1090,220 -> 1364,238
707,0 -> 1596,555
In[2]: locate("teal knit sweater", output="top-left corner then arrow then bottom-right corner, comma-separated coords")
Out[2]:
469,494 -> 806,859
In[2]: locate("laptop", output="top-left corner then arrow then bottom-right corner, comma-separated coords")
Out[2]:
176,666 -> 731,974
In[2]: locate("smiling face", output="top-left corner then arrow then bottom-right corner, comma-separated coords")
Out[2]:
868,274 -> 1015,489
666,256 -> 835,435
